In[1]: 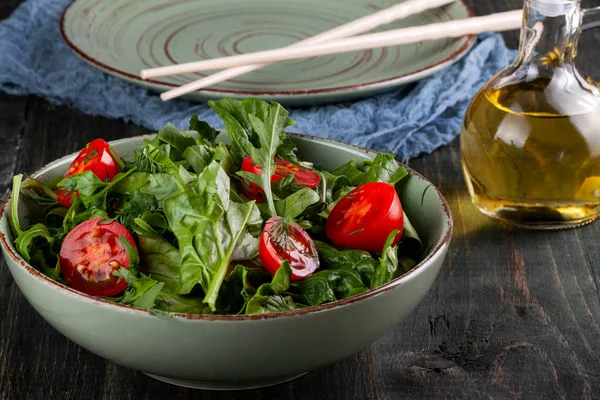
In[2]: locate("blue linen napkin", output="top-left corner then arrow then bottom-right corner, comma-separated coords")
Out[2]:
0,0 -> 517,161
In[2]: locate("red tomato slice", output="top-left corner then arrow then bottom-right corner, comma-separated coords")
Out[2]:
57,139 -> 122,207
326,182 -> 404,253
241,156 -> 321,202
59,218 -> 135,297
259,216 -> 319,280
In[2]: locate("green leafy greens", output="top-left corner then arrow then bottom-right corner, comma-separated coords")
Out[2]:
8,97 -> 424,317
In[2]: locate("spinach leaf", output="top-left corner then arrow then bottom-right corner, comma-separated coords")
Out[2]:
296,274 -> 335,306
164,161 -> 260,311
189,114 -> 219,144
314,241 -> 380,288
371,230 -> 400,289
111,172 -> 183,204
246,261 -> 297,314
213,142 -> 235,175
274,188 -> 320,220
155,124 -> 197,161
332,153 -> 408,186
296,266 -> 368,306
401,211 -> 423,257
155,291 -> 209,314
182,144 -> 214,174
132,218 -> 181,291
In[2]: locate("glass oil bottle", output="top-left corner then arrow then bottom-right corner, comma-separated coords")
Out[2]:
461,0 -> 600,228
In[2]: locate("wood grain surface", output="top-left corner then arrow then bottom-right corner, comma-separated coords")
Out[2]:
2,1 -> 600,399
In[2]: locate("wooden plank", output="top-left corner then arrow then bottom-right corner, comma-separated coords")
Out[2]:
368,0 -> 600,398
0,0 -> 22,19
0,94 -> 27,195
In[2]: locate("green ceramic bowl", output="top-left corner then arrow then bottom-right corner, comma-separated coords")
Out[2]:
0,133 -> 452,390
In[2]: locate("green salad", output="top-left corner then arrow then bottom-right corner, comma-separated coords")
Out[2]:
9,98 -> 422,316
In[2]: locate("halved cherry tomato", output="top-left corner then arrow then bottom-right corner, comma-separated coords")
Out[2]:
57,139 -> 122,207
326,182 -> 404,253
59,218 -> 135,297
259,216 -> 319,280
241,156 -> 321,202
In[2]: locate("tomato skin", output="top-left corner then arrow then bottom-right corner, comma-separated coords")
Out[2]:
241,156 -> 321,202
59,218 -> 135,297
259,217 -> 320,280
326,182 -> 404,253
57,139 -> 122,207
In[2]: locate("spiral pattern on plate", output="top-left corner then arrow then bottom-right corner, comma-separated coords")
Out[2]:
61,0 -> 474,103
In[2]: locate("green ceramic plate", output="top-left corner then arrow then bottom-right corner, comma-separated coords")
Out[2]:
0,133 -> 452,390
60,0 -> 475,105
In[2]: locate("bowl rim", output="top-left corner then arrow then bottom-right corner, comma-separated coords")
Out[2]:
0,132 -> 453,321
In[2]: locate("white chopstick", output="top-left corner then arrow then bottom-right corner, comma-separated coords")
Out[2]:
149,0 -> 457,101
143,9 -> 523,101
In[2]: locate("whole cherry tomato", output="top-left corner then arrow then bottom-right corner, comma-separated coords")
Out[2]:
57,139 -> 122,207
326,182 -> 404,253
241,156 -> 321,202
259,216 -> 319,280
59,218 -> 135,297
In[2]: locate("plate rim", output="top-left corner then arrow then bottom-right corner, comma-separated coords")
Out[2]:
59,0 -> 476,98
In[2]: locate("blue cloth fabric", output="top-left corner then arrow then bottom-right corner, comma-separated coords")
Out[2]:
0,0 -> 517,160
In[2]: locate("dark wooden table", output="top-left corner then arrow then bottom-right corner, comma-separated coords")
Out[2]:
3,1 -> 600,399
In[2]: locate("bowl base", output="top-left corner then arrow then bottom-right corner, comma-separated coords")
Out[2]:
144,371 -> 309,390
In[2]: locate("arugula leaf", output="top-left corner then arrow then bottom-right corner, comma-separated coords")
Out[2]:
274,188 -> 320,220
62,196 -> 109,232
118,236 -> 141,271
371,230 -> 400,289
189,114 -> 219,144
10,174 -> 24,237
332,153 -> 408,186
233,102 -> 290,217
114,268 -> 165,310
118,191 -> 159,229
133,143 -> 178,174
14,223 -> 53,261
318,170 -> 350,205
164,161 -> 260,311
246,261 -> 297,314
57,168 -> 136,209
209,97 -> 294,165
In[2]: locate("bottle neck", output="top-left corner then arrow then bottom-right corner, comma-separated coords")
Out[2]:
516,0 -> 582,67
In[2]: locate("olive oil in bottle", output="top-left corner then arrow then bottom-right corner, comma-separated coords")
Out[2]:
461,0 -> 600,228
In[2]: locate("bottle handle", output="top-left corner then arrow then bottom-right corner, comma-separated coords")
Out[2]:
582,7 -> 600,31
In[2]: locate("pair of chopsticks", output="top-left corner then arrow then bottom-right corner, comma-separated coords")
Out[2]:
141,0 -> 523,101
